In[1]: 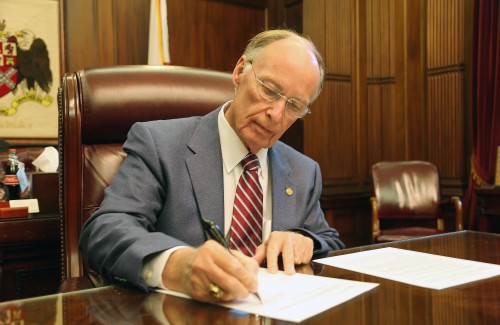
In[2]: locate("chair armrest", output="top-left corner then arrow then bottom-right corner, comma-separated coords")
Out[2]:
58,271 -> 109,293
370,197 -> 380,242
438,196 -> 463,231
451,196 -> 463,230
58,277 -> 94,293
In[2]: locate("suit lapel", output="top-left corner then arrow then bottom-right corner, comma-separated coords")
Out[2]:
269,146 -> 297,231
185,109 -> 297,232
185,109 -> 225,228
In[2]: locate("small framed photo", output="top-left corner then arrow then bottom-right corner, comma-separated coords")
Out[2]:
0,0 -> 61,145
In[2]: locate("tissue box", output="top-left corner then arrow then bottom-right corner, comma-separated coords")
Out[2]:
30,172 -> 59,215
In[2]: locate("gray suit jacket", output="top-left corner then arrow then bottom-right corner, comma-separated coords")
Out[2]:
79,107 -> 344,291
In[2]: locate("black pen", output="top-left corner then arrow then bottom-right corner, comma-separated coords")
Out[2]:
202,219 -> 262,303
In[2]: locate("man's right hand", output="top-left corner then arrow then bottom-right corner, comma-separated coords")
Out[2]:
161,240 -> 259,302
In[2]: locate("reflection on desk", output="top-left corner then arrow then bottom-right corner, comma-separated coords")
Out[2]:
0,231 -> 499,324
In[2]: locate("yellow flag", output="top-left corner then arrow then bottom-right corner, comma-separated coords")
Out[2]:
148,0 -> 170,65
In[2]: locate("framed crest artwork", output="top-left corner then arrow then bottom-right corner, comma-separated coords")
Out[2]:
0,0 -> 62,145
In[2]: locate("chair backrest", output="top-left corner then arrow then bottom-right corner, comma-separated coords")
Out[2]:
371,161 -> 441,219
58,65 -> 234,280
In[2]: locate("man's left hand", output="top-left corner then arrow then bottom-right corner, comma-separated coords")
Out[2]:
253,231 -> 314,274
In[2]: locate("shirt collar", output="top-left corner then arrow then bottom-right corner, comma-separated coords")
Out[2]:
218,101 -> 268,173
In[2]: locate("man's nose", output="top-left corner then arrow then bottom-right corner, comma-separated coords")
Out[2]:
266,98 -> 287,120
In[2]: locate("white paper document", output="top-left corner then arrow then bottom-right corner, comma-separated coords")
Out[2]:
157,268 -> 378,323
315,247 -> 500,290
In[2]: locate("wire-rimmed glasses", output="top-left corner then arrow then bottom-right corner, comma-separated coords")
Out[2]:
249,61 -> 311,119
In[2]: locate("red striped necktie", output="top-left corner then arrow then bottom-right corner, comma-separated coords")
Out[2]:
229,153 -> 263,256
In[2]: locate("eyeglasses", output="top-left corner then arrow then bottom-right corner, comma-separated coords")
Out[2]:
248,61 -> 311,119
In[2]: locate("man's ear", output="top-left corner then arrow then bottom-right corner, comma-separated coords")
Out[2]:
232,57 -> 246,88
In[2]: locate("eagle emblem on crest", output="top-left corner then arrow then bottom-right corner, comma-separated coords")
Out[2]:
0,19 -> 53,116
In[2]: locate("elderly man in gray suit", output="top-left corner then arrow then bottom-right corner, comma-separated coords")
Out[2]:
79,29 -> 344,303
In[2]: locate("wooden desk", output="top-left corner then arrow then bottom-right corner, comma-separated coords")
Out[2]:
476,187 -> 500,233
0,214 -> 60,302
1,231 -> 499,324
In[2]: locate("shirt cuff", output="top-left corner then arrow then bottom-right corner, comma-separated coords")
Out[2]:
142,246 -> 186,289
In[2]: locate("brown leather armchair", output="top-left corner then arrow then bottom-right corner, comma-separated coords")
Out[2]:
370,161 -> 463,243
58,65 -> 234,292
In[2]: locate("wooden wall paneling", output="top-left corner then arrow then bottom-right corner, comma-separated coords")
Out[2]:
65,0 -> 150,72
284,1 -> 303,31
406,0 -> 426,160
167,0 -> 267,72
304,0 -> 327,168
338,0 -> 358,179
65,1 -> 99,72
381,0 -> 392,162
306,84 -> 333,175
272,0 -> 303,30
358,0 -> 369,181
59,0 -> 67,76
314,0 -> 359,179
393,0 -> 407,161
367,0 -> 387,165
366,0 -> 382,165
303,0 -> 325,62
426,0 -> 466,180
367,0 -> 406,164
114,0 -> 149,65
367,83 -> 382,164
96,0 -> 114,66
463,0 -> 473,177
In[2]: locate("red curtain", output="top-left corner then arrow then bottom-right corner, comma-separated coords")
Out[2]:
464,0 -> 500,229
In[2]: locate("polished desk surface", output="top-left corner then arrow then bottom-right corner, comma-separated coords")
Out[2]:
1,231 -> 499,324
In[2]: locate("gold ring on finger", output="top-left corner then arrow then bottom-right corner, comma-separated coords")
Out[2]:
208,283 -> 224,299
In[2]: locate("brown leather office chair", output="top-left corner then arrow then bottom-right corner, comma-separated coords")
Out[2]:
58,65 -> 234,292
370,161 -> 463,243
